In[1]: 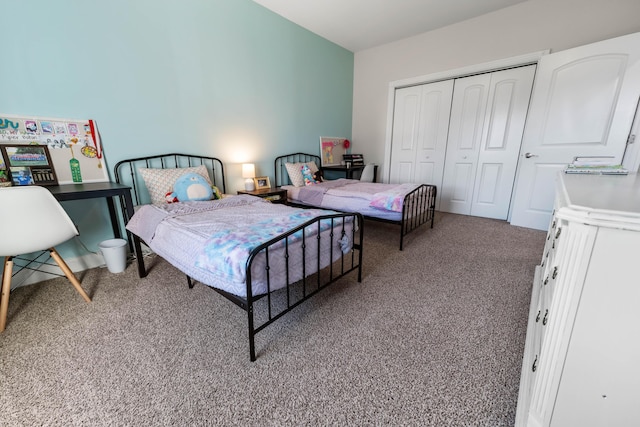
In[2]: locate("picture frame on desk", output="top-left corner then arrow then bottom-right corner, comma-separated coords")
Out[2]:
1,144 -> 58,186
253,176 -> 271,190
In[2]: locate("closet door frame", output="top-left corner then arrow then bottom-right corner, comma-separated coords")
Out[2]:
383,50 -> 548,184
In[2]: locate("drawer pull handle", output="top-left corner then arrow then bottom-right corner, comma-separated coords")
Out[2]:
544,275 -> 549,285
555,228 -> 562,239
552,266 -> 558,279
532,356 -> 538,372
536,310 -> 541,322
542,309 -> 549,325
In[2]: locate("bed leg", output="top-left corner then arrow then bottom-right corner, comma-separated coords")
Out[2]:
186,275 -> 195,289
248,304 -> 257,361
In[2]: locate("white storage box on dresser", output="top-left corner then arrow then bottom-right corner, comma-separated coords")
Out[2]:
515,172 -> 640,427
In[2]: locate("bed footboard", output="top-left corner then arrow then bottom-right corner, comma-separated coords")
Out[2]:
400,184 -> 436,250
227,212 -> 364,361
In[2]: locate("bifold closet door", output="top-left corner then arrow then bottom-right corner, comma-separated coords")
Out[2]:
389,80 -> 453,208
440,65 -> 535,219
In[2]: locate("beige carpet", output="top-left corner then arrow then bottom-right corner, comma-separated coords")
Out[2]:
0,212 -> 545,426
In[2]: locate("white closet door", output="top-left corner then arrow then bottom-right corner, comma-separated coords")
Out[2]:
389,80 -> 453,208
510,31 -> 640,230
471,65 -> 536,219
440,74 -> 491,215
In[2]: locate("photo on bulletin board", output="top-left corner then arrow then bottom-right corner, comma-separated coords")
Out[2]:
319,136 -> 350,166
0,153 -> 10,187
1,144 -> 58,186
0,114 -> 109,184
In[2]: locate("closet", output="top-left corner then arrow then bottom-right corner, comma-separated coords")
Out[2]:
389,64 -> 535,220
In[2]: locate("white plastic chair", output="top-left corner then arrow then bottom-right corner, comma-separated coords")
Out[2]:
360,163 -> 376,182
0,186 -> 91,332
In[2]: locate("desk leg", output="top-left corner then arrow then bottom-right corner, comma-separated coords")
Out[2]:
106,197 -> 121,238
121,192 -> 147,278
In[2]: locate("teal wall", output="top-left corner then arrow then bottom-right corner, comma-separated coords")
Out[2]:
0,0 -> 353,259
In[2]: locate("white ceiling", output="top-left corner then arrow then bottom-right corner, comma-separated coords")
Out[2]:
252,0 -> 528,52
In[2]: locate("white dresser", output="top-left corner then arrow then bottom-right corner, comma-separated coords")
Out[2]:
515,173 -> 640,427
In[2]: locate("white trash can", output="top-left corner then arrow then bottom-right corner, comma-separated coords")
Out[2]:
99,238 -> 128,273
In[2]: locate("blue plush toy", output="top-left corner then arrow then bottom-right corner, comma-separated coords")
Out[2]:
170,173 -> 214,202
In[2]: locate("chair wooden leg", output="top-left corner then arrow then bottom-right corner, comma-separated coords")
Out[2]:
49,248 -> 91,303
1,256 -> 14,332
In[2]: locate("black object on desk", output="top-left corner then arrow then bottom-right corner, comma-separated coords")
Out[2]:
47,181 -> 146,278
321,164 -> 377,182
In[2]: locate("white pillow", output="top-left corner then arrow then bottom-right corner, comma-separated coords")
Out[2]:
285,161 -> 319,187
139,165 -> 212,204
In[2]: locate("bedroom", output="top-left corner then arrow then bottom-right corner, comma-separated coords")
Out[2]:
1,0 -> 640,425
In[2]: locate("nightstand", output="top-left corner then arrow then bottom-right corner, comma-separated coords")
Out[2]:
237,187 -> 287,204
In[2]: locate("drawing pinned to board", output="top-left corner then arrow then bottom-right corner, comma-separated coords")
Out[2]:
0,113 -> 109,184
319,136 -> 350,166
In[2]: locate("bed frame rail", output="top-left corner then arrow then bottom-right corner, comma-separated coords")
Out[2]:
114,152 -> 226,206
274,152 -> 322,187
400,184 -> 436,250
243,212 -> 364,361
192,211 -> 364,361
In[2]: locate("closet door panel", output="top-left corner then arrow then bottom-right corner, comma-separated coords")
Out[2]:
389,80 -> 452,209
389,86 -> 421,185
475,163 -> 502,204
471,65 -> 536,219
440,74 -> 491,215
415,160 -> 436,184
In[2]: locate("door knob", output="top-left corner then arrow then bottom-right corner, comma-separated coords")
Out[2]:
525,152 -> 539,158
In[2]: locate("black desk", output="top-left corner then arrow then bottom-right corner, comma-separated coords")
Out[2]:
321,164 -> 378,182
48,182 -> 146,278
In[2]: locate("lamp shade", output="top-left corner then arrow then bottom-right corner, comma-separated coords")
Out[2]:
242,163 -> 255,179
242,163 -> 256,191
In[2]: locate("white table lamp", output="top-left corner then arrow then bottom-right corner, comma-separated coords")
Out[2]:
242,163 -> 255,191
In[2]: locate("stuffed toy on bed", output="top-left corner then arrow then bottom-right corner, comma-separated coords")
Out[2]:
166,172 -> 220,203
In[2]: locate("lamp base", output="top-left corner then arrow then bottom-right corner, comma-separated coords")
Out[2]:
244,178 -> 255,191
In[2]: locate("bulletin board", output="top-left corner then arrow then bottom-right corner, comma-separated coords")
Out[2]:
0,114 -> 109,185
319,136 -> 350,166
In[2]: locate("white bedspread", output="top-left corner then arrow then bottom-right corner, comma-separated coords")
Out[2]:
126,195 -> 354,298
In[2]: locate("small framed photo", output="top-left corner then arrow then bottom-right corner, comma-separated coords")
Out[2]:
0,156 -> 11,187
1,144 -> 58,186
253,176 -> 271,190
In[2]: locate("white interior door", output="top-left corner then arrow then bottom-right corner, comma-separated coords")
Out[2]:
440,74 -> 491,215
471,65 -> 536,219
389,80 -> 453,208
510,32 -> 640,230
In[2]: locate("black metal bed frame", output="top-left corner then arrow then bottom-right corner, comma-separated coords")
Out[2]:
114,153 -> 364,361
274,152 -> 436,250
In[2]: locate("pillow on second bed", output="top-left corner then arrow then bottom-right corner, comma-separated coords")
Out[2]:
140,165 -> 213,204
285,161 -> 319,187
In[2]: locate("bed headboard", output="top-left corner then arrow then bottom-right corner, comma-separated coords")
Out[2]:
274,153 -> 321,187
114,153 -> 226,206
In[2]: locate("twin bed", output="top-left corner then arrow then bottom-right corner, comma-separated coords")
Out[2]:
115,152 -> 435,360
115,153 -> 363,361
275,153 -> 436,250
